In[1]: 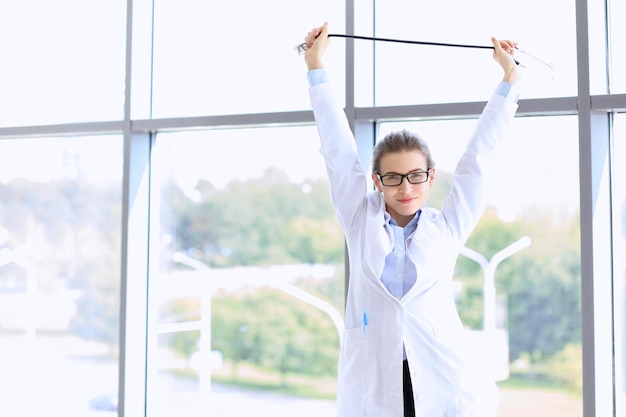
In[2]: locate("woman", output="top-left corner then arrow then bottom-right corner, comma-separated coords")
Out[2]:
303,22 -> 520,417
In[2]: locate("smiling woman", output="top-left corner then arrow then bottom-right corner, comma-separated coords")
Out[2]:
302,21 -> 522,417
373,150 -> 434,227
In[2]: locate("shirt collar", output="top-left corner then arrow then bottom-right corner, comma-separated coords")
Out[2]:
386,209 -> 421,233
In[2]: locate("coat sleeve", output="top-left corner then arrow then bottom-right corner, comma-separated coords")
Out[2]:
309,81 -> 369,232
441,87 -> 519,243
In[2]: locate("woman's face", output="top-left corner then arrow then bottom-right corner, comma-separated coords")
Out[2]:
372,150 -> 435,227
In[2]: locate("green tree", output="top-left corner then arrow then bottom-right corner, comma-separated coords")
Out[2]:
164,168 -> 343,267
211,287 -> 340,385
0,179 -> 121,347
501,216 -> 581,361
454,206 -> 581,364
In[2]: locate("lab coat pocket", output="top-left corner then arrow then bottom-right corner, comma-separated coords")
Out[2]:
413,317 -> 441,341
337,324 -> 378,415
343,324 -> 370,342
431,320 -> 464,349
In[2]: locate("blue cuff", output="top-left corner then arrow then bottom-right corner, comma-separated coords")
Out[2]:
308,70 -> 517,103
307,69 -> 328,86
496,82 -> 519,103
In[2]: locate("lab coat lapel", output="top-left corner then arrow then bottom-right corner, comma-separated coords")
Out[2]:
361,192 -> 393,292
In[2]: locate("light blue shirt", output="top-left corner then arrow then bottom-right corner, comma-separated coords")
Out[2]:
308,68 -> 518,300
382,211 -> 419,299
307,68 -> 519,103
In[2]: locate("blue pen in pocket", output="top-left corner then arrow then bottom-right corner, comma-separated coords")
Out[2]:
362,310 -> 368,335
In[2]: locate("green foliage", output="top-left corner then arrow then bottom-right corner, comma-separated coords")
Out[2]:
285,217 -> 344,264
295,273 -> 346,319
455,209 -> 535,329
454,203 -> 582,376
0,164 -> 585,390
165,169 -> 343,267
210,286 -> 340,382
159,297 -> 202,357
501,216 -> 581,360
158,282 -> 343,383
541,344 -> 583,393
453,276 -> 484,329
0,179 -> 121,346
507,343 -> 583,395
423,169 -> 452,215
162,165 -> 584,393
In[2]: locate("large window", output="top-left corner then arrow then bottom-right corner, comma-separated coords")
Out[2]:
148,1 -> 345,118
379,116 -> 582,416
146,127 -> 344,416
354,0 -> 575,106
0,1 -> 623,416
0,136 -> 123,416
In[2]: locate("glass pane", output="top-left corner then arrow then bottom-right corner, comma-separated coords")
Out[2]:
358,0 -> 575,106
0,136 -> 123,416
150,1 -> 345,118
379,116 -> 582,416
610,0 -> 626,92
147,127 -> 344,416
0,1 -> 127,126
588,0 -> 609,94
614,113 -> 626,415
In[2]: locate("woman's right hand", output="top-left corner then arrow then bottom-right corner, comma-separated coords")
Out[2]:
491,37 -> 520,85
304,22 -> 330,71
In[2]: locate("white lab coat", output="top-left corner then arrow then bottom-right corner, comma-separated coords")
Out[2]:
309,80 -> 518,417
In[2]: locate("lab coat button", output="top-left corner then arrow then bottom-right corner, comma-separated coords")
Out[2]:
416,393 -> 424,401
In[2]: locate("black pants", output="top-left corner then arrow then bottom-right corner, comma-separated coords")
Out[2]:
403,359 -> 415,417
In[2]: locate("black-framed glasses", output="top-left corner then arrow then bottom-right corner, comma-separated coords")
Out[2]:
377,170 -> 430,186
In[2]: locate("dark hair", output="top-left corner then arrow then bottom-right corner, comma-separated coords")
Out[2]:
372,129 -> 435,174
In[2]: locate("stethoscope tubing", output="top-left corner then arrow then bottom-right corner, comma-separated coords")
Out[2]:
295,33 -> 528,67
327,33 -> 495,50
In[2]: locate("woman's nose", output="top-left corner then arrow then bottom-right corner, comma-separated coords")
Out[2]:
399,177 -> 413,191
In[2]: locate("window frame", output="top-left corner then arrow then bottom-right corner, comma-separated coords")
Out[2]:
0,0 -> 624,416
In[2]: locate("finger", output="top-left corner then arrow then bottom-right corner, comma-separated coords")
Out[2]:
320,21 -> 329,37
308,22 -> 330,50
306,23 -> 327,48
491,37 -> 504,54
305,27 -> 321,48
499,39 -> 518,54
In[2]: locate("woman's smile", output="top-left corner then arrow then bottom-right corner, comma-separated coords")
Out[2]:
398,197 -> 416,204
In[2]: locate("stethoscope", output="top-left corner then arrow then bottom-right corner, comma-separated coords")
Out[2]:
294,33 -> 554,75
